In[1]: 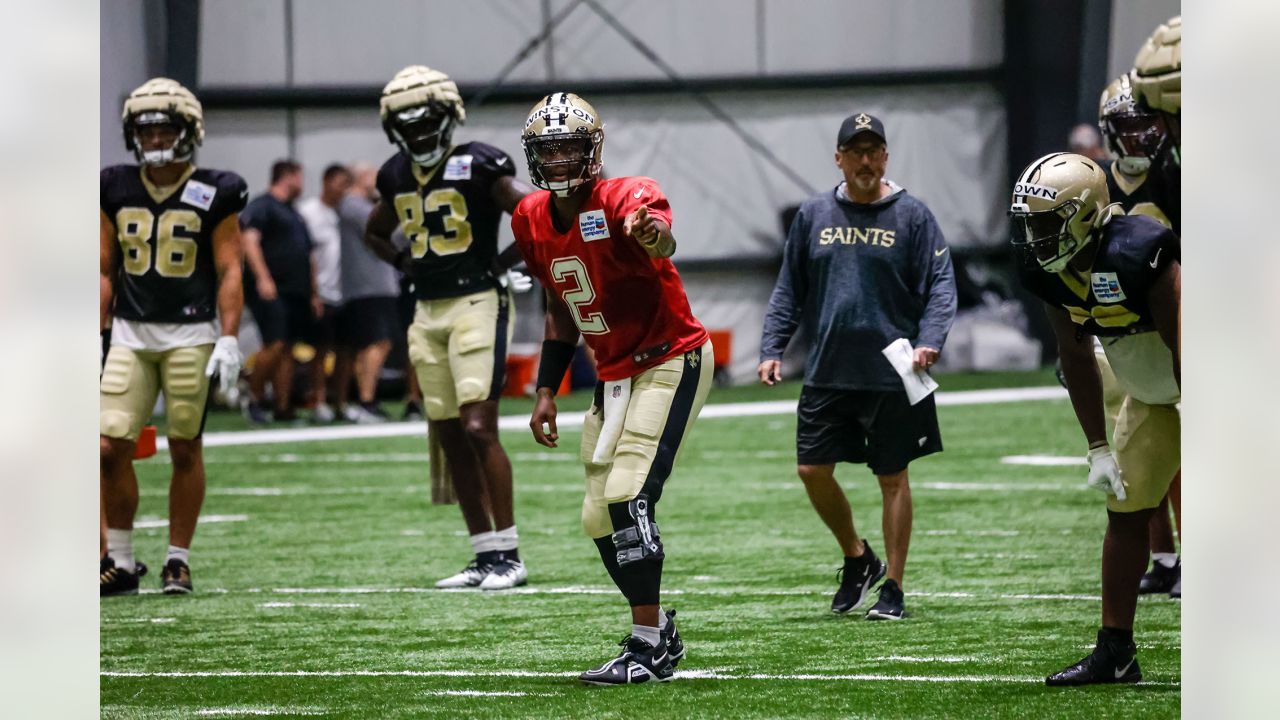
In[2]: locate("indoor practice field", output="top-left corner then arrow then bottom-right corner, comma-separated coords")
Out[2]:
99,372 -> 1181,719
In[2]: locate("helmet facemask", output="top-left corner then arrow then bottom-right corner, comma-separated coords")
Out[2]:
126,110 -> 195,166
1103,110 -> 1169,174
389,103 -> 456,168
523,131 -> 601,197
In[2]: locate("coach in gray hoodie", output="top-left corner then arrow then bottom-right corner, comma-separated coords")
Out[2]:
759,112 -> 956,622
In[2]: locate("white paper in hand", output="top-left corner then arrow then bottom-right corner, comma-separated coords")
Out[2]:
591,378 -> 631,464
881,338 -> 939,406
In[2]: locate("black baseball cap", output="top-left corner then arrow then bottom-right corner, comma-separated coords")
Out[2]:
837,112 -> 887,147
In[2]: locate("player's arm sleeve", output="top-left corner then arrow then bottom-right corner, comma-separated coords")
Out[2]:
759,207 -> 809,362
613,177 -> 673,227
913,205 -> 958,352
212,173 -> 250,226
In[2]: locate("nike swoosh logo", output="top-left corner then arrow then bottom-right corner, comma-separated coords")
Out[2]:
1148,248 -> 1162,268
633,187 -> 646,199
496,157 -> 508,165
1114,658 -> 1135,679
935,248 -> 949,257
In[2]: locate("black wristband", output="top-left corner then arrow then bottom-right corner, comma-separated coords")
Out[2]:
536,340 -> 576,391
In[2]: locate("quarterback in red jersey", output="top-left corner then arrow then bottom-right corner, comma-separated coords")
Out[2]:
511,92 -> 712,685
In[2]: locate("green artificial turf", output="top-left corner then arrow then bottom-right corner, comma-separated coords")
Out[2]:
102,374 -> 1178,719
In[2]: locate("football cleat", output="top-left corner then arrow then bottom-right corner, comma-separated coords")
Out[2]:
1138,558 -> 1179,595
478,558 -> 528,591
435,558 -> 493,589
662,609 -> 686,668
866,578 -> 906,621
1170,572 -> 1181,599
101,557 -> 147,597
1046,630 -> 1142,686
579,635 -> 674,686
161,559 -> 193,594
832,541 -> 886,614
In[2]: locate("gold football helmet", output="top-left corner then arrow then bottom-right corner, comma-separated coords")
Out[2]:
1009,153 -> 1111,273
122,77 -> 204,166
1098,74 -> 1170,176
380,65 -> 466,167
521,92 -> 604,197
1132,15 -> 1180,115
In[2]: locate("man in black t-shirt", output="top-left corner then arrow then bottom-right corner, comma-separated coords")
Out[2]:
240,160 -> 319,423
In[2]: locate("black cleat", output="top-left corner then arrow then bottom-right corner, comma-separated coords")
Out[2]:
832,541 -> 886,614
580,635 -> 675,686
101,557 -> 147,597
662,609 -> 686,668
1169,572 -> 1181,599
1046,630 -> 1142,686
866,578 -> 906,620
161,559 -> 193,594
1138,558 -> 1179,595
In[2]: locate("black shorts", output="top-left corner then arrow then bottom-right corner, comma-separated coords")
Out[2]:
796,386 -> 942,475
247,293 -> 313,345
312,303 -> 341,349
337,296 -> 400,350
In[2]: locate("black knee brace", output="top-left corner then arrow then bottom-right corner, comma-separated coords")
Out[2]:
609,494 -> 663,567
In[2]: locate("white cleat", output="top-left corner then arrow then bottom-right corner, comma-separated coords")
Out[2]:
434,559 -> 492,589
479,558 -> 528,591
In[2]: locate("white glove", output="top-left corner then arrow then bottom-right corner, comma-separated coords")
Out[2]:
1086,445 -> 1126,501
500,269 -> 533,293
205,335 -> 243,404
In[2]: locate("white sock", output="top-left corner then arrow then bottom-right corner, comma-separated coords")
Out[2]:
493,525 -> 519,552
107,529 -> 135,572
470,531 -> 499,557
632,624 -> 661,648
1152,553 -> 1178,569
167,545 -> 190,565
657,608 -> 669,631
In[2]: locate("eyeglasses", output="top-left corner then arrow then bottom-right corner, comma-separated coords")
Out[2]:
840,145 -> 886,160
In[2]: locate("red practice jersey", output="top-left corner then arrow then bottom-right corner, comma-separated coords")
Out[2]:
512,176 -> 708,381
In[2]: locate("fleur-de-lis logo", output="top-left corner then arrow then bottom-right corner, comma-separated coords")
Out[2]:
855,113 -> 872,129
687,351 -> 700,369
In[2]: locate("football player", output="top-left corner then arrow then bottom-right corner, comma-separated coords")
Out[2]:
512,93 -> 713,685
1008,153 -> 1180,686
100,78 -> 247,595
363,66 -> 534,590
1098,68 -> 1183,598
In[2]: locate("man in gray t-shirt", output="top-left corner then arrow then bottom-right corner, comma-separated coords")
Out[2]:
333,163 -> 402,422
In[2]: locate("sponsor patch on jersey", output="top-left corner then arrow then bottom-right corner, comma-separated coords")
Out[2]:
1090,272 -> 1127,303
180,179 -> 216,211
579,209 -> 610,241
443,154 -> 473,181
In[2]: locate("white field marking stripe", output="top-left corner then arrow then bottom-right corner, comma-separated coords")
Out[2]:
870,656 -> 976,663
134,514 -> 248,529
141,486 -> 421,498
424,690 -> 553,697
195,709 -> 323,717
258,602 -> 362,609
924,529 -> 1021,536
102,668 -> 1177,686
158,386 -> 1068,450
1001,455 -> 1086,466
258,585 -> 1102,601
103,617 -> 177,624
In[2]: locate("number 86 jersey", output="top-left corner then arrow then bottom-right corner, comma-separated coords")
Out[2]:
511,176 -> 707,382
101,165 -> 248,323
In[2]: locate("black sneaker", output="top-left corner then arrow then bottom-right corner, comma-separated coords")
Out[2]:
1138,558 -> 1179,594
831,541 -> 886,614
866,578 -> 905,620
1170,570 -> 1181,599
244,401 -> 270,426
579,635 -> 674,686
1046,630 -> 1142,686
100,557 -> 147,597
403,401 -> 425,423
662,609 -> 686,668
161,559 -> 193,594
361,401 -> 390,421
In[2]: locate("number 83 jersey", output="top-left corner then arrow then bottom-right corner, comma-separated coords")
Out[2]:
101,165 -> 248,323
377,142 -> 515,300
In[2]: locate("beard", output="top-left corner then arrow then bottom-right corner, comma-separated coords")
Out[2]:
851,173 -> 879,192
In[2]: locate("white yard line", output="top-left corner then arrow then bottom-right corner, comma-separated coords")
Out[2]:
194,708 -> 324,717
102,667 -> 1175,686
423,690 -> 553,697
133,514 -> 248,529
257,602 -> 362,609
157,386 -> 1067,451
1001,455 -> 1086,466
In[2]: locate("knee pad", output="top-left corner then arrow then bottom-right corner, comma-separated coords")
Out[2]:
100,410 -> 136,440
582,496 -> 613,539
167,400 -> 202,439
610,494 -> 663,567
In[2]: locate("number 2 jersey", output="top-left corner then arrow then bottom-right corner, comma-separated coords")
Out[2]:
100,164 -> 248,324
511,176 -> 708,382
376,142 -> 515,301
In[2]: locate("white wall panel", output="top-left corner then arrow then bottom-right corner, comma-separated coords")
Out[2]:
100,0 -> 149,167
199,0 -> 287,85
291,0 -> 550,85
763,0 -> 1003,74
1107,0 -> 1180,84
198,110 -> 292,194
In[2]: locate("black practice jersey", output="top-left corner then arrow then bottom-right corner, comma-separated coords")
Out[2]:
376,142 -> 516,300
1105,160 -> 1180,235
1019,214 -> 1179,338
101,165 -> 248,323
